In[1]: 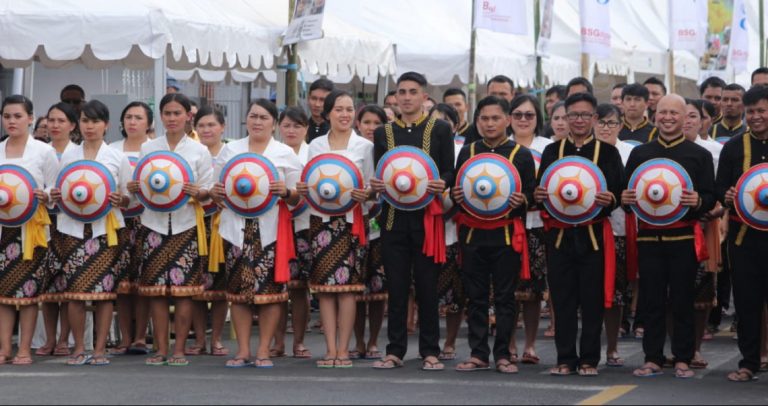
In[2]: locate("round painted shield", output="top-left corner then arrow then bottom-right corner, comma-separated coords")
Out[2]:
540,156 -> 607,224
134,151 -> 194,213
0,165 -> 39,227
456,153 -> 521,220
715,136 -> 730,145
628,158 -> 692,226
301,153 -> 363,216
290,198 -> 309,219
122,156 -> 144,218
57,160 -> 115,223
375,146 -> 439,211
734,163 -> 768,231
624,140 -> 643,147
530,150 -> 543,172
220,153 -> 279,218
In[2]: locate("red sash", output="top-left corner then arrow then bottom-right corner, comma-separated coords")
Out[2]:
423,198 -> 446,264
637,220 -> 709,262
454,213 -> 531,280
544,214 -> 616,309
351,204 -> 367,246
274,200 -> 296,283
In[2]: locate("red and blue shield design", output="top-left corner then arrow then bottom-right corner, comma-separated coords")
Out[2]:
375,146 -> 439,211
301,153 -> 363,216
540,156 -> 607,225
220,153 -> 279,218
628,158 -> 692,226
0,164 -> 39,227
57,160 -> 116,223
134,151 -> 194,213
456,153 -> 521,220
735,163 -> 768,231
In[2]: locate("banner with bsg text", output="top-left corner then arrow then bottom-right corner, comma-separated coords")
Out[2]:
473,0 -> 528,35
283,0 -> 326,45
579,0 -> 611,59
669,0 -> 707,56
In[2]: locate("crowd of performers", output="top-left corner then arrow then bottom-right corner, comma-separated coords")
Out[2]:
1,68 -> 768,383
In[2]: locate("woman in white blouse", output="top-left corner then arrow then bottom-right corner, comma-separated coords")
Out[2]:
0,95 -> 59,365
127,93 -> 213,367
50,100 -> 132,366
110,101 -> 153,356
297,90 -> 374,368
271,106 -> 312,359
210,99 -> 302,368
38,102 -> 78,358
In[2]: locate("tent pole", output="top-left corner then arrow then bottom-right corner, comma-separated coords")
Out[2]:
468,0 -> 478,118
581,53 -> 589,78
153,55 -> 165,137
286,0 -> 298,107
761,0 -> 766,67
668,50 -> 676,94
534,0 -> 544,112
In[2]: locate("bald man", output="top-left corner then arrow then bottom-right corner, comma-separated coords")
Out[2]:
622,94 -> 716,378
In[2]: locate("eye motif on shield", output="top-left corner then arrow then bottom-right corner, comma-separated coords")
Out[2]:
220,153 -> 279,218
456,153 -> 521,220
301,154 -> 363,216
375,146 -> 439,211
540,156 -> 607,225
57,160 -> 116,223
134,151 -> 194,213
0,164 -> 39,227
735,163 -> 768,231
628,158 -> 692,226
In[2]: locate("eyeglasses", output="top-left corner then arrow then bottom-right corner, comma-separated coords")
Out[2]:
566,112 -> 595,121
596,120 -> 621,128
511,111 -> 536,121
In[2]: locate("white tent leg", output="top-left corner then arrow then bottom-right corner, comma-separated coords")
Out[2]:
376,74 -> 389,106
153,55 -> 166,137
12,68 -> 24,95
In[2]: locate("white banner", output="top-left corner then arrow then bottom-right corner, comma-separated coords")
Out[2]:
537,0 -> 555,57
473,0 -> 528,35
283,0 -> 326,45
579,0 -> 611,59
669,0 -> 707,56
730,0 -> 749,74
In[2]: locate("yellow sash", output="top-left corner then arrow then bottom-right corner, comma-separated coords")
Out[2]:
22,205 -> 50,260
208,212 -> 224,272
105,210 -> 120,247
191,199 -> 208,256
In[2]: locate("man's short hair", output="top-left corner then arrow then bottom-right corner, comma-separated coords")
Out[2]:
612,83 -> 627,91
724,83 -> 746,94
564,92 -> 598,110
643,77 -> 667,94
621,83 -> 650,101
486,75 -> 515,91
566,77 -> 594,95
60,84 -> 85,101
442,88 -> 466,101
397,71 -> 428,88
743,84 -> 768,106
699,76 -> 726,96
545,85 -> 566,100
309,78 -> 334,94
751,67 -> 768,84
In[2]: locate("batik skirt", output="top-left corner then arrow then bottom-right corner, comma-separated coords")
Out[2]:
136,225 -> 204,298
0,226 -> 48,305
226,219 -> 287,305
308,216 -> 365,294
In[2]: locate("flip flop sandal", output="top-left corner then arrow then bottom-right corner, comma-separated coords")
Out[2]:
12,356 -> 34,366
509,354 -> 519,364
674,368 -> 695,379
422,358 -> 445,371
606,356 -> 625,367
365,349 -> 382,360
438,349 -> 457,361
550,364 -> 576,376
521,352 -> 540,365
372,356 -> 403,370
88,356 -> 111,366
184,346 -> 207,356
348,351 -> 362,360
145,355 -> 168,366
53,346 -> 72,357
168,357 -> 190,367
254,359 -> 274,369
316,358 -> 336,369
225,358 -> 254,368
292,348 -> 312,359
760,362 -> 768,372
35,346 -> 54,356
67,353 -> 92,366
268,349 -> 286,358
334,358 -> 353,369
496,360 -> 518,374
211,346 -> 230,357
727,368 -> 758,382
128,344 -> 151,355
633,366 -> 664,377
455,359 -> 490,372
690,359 -> 709,369
578,365 -> 599,377
108,347 -> 129,356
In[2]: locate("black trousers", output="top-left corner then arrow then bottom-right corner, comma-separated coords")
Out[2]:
730,237 -> 768,374
460,244 -> 520,363
638,239 -> 697,366
381,230 -> 441,359
546,228 -> 605,369
709,241 -> 732,327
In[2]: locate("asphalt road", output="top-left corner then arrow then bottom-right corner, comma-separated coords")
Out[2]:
3,314 -> 768,405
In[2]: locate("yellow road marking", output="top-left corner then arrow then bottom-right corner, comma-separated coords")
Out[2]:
577,385 -> 637,405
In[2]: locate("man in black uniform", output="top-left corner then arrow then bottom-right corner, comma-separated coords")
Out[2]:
370,72 -> 455,371
710,84 -> 747,141
451,96 -> 536,374
718,85 -> 768,382
443,88 -> 473,139
619,84 -> 658,144
565,77 -> 594,97
643,77 -> 667,122
534,92 -> 624,377
622,94 -> 716,379
306,78 -> 333,143
700,76 -> 726,125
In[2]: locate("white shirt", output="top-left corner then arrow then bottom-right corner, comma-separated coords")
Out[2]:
56,142 -> 132,239
510,135 -> 554,230
610,140 -> 635,237
445,135 -> 464,246
305,132 -> 374,224
216,137 -> 302,249
0,135 -> 59,240
290,141 -> 310,232
138,135 -> 214,235
695,136 -> 723,174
